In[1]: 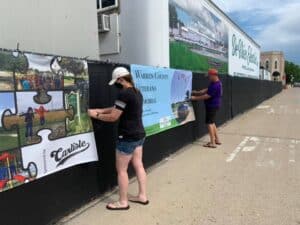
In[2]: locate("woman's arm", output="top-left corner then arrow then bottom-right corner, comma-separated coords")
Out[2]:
89,107 -> 114,115
88,108 -> 123,122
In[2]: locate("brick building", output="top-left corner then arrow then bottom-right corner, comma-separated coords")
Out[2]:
260,51 -> 286,84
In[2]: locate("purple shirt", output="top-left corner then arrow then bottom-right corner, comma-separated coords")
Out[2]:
205,80 -> 222,109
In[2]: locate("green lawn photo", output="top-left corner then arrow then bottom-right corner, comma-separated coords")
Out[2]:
145,119 -> 179,137
170,41 -> 228,74
0,130 -> 18,152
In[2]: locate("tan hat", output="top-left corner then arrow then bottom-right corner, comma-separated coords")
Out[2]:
109,67 -> 130,85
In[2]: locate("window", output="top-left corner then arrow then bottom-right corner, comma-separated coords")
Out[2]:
97,0 -> 118,11
275,61 -> 278,69
265,60 -> 269,70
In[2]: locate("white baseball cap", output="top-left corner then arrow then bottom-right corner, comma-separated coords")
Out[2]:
109,67 -> 130,85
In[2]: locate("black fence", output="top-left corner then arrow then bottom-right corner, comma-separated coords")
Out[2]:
0,62 -> 282,225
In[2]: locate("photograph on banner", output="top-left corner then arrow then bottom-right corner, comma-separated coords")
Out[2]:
16,54 -> 63,91
0,93 -> 18,151
131,64 -> 195,136
0,50 -> 28,91
51,56 -> 92,135
228,27 -> 260,78
13,91 -> 67,146
55,57 -> 89,89
169,0 -> 228,73
0,49 -> 98,192
0,148 -> 36,192
65,90 -> 93,136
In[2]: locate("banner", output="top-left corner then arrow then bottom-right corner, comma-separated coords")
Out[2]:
228,28 -> 260,78
169,0 -> 229,74
131,64 -> 195,136
0,49 -> 98,192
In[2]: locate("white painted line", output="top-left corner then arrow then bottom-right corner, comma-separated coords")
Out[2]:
255,146 -> 268,167
289,141 -> 296,164
250,137 -> 260,142
242,146 -> 256,152
268,138 -> 280,143
256,105 -> 270,109
241,136 -> 260,152
267,108 -> 275,114
226,137 -> 250,162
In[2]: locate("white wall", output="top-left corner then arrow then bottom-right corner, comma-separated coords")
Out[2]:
100,0 -> 170,67
0,0 -> 99,60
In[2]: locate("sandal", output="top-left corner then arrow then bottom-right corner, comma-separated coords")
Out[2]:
106,202 -> 130,211
203,142 -> 217,148
216,142 -> 222,145
129,197 -> 149,205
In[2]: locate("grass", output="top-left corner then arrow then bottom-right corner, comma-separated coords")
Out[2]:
3,110 -> 73,129
0,135 -> 18,152
64,77 -> 75,87
67,113 -> 93,135
170,41 -> 228,74
145,119 -> 179,137
18,121 -> 66,146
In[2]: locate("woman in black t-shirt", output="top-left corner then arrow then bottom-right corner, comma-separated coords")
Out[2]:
88,67 -> 148,210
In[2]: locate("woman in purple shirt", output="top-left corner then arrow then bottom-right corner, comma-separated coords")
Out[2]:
191,69 -> 222,148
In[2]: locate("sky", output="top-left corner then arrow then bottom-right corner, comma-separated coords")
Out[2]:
212,0 -> 300,65
26,53 -> 53,72
171,70 -> 193,103
0,93 -> 16,127
16,91 -> 63,114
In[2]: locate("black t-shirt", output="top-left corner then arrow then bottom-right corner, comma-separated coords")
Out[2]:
115,88 -> 145,141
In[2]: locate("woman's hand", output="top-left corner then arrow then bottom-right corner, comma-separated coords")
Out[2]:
88,109 -> 99,119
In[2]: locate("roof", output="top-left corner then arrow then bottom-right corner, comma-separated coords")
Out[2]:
261,51 -> 284,55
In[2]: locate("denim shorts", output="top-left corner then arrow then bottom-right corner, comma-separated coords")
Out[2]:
116,138 -> 145,155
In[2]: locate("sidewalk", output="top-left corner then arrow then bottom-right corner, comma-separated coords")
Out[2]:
58,88 -> 300,225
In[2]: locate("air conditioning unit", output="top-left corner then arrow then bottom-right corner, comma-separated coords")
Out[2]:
98,14 -> 110,33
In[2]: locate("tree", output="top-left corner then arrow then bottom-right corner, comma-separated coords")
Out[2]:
59,58 -> 85,75
0,51 -> 28,73
169,4 -> 178,29
285,61 -> 300,83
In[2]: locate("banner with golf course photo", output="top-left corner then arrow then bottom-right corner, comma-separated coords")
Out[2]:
169,0 -> 229,74
130,64 -> 195,136
0,49 -> 98,192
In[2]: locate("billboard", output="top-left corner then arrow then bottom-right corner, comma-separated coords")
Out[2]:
169,0 -> 229,74
169,0 -> 260,78
130,64 -> 195,136
228,27 -> 260,78
0,49 -> 98,192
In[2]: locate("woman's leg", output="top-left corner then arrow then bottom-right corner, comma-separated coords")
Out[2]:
115,151 -> 132,206
131,146 -> 147,201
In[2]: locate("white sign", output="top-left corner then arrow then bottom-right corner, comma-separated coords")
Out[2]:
21,130 -> 98,179
229,28 -> 260,78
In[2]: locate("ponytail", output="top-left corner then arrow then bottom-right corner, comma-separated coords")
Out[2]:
123,74 -> 139,93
